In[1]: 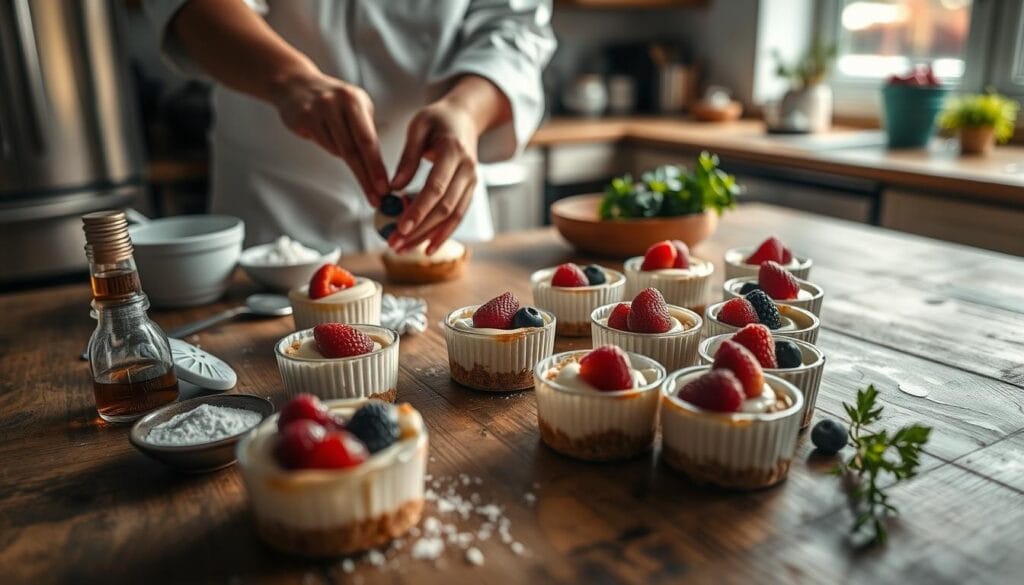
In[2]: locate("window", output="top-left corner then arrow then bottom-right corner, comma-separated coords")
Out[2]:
832,0 -> 973,82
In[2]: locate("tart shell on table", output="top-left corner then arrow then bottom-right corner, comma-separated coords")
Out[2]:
530,263 -> 626,337
443,292 -> 556,392
288,264 -> 382,329
236,398 -> 428,557
534,347 -> 666,461
660,365 -> 804,490
275,324 -> 399,403
699,332 -> 825,429
591,300 -> 702,371
381,240 -> 469,284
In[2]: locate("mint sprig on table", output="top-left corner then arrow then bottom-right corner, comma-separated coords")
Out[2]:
834,385 -> 932,547
599,151 -> 740,220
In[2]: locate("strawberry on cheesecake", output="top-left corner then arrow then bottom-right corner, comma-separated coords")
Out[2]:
535,345 -> 666,461
531,262 -> 626,337
237,395 -> 427,557
705,288 -> 820,343
444,292 -> 556,391
699,324 -> 825,428
660,341 -> 804,490
591,287 -> 703,370
624,240 -> 714,312
722,260 -> 824,316
724,236 -> 812,280
288,263 -> 383,329
276,323 -> 399,402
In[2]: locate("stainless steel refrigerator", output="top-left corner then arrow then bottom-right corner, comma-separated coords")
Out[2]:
0,0 -> 144,283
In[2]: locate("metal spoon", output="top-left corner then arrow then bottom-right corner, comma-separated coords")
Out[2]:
79,294 -> 292,360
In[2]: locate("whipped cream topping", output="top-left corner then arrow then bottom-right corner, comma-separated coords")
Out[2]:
545,359 -> 656,392
450,308 -> 552,335
598,316 -> 684,333
299,277 -> 377,303
284,336 -> 383,359
740,384 -> 778,413
385,239 -> 465,263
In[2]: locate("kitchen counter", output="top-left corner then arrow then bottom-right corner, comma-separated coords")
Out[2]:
3,204 -> 1024,583
532,117 -> 1024,206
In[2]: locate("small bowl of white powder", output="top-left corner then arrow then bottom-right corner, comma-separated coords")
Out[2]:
130,394 -> 274,473
240,236 -> 341,292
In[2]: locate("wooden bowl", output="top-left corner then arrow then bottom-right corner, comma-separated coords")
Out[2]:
691,100 -> 743,122
550,194 -> 718,259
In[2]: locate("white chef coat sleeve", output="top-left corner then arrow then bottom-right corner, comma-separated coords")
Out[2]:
143,0 -> 269,79
434,0 -> 557,163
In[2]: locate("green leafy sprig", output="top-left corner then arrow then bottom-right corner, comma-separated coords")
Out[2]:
833,385 -> 932,547
598,152 -> 739,221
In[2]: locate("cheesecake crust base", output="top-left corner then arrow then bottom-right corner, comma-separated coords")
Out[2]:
369,388 -> 397,403
662,445 -> 791,490
539,418 -> 654,462
382,249 -> 469,284
450,361 -> 533,392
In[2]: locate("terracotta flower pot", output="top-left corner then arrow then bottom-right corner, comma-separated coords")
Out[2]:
550,194 -> 719,259
959,126 -> 996,156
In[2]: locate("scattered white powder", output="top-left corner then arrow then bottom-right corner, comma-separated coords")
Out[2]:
411,537 -> 445,560
511,542 -> 525,556
365,550 -> 386,567
145,404 -> 261,446
251,235 -> 321,265
340,559 -> 355,574
465,547 -> 484,566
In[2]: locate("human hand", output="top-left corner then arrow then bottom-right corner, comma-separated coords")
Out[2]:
388,100 -> 480,254
271,71 -> 389,204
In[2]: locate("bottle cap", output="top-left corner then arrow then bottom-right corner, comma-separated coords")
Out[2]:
169,338 -> 237,391
82,210 -> 133,263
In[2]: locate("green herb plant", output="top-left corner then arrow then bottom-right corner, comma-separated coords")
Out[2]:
939,91 -> 1020,143
833,385 -> 932,548
599,152 -> 739,221
772,38 -> 837,89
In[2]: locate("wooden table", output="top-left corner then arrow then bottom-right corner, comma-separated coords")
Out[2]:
2,204 -> 1023,584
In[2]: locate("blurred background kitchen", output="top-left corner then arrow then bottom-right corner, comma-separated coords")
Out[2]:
2,0 -> 1022,288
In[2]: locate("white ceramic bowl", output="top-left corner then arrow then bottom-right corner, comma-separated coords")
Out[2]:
129,215 -> 244,308
239,241 -> 341,292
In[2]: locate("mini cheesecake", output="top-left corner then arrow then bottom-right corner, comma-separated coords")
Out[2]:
591,303 -> 702,371
722,276 -> 824,316
724,239 -> 812,280
704,300 -> 820,343
381,240 -> 469,284
289,278 -> 382,329
623,256 -> 715,313
535,348 -> 665,461
530,264 -> 626,337
661,366 -> 804,490
275,325 -> 399,403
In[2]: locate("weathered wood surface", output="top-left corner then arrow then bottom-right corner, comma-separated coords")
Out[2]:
1,203 -> 1023,584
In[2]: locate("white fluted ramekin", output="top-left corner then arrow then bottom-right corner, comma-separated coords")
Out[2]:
622,256 -> 714,312
288,279 -> 383,330
722,276 -> 825,316
275,326 -> 399,403
723,247 -> 812,280
236,399 -> 427,557
530,266 -> 626,337
698,333 -> 825,429
660,366 -> 804,490
591,303 -> 703,371
443,305 -> 556,392
535,350 -> 666,461
703,300 -> 820,343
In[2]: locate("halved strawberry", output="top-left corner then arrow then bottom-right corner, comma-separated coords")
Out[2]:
472,291 -> 520,329
314,323 -> 375,358
731,323 -> 778,369
308,264 -> 356,299
670,239 -> 690,269
607,303 -> 632,331
579,345 -> 633,391
781,246 -> 794,264
758,260 -> 800,300
551,263 -> 588,287
717,298 -> 759,328
627,287 -> 673,333
640,240 -> 677,271
678,370 -> 744,412
744,236 -> 784,265
712,339 -> 765,398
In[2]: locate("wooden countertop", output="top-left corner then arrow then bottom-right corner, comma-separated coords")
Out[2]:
532,117 -> 1024,206
3,204 -> 1024,583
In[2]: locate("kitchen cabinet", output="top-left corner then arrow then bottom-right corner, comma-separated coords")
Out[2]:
880,189 -> 1024,256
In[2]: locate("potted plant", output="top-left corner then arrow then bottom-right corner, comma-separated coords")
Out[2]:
939,91 -> 1020,156
881,64 -> 950,148
550,152 -> 740,258
769,40 -> 836,133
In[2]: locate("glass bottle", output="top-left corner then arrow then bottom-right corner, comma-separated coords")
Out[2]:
83,211 -> 178,423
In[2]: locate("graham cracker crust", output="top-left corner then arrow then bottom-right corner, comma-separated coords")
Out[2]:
382,249 -> 468,284
450,361 -> 533,392
556,321 -> 591,337
539,418 -> 654,461
369,388 -> 397,403
255,498 -> 424,557
662,445 -> 791,490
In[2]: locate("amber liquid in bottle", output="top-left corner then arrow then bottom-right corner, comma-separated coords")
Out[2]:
93,361 -> 179,421
90,269 -> 142,301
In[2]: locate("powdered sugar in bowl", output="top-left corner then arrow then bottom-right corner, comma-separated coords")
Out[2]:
240,236 -> 342,292
130,394 -> 274,473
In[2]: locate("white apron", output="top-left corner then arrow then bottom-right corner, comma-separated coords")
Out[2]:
146,0 -> 556,251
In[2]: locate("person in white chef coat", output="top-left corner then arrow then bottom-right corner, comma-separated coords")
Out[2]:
145,0 -> 555,254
